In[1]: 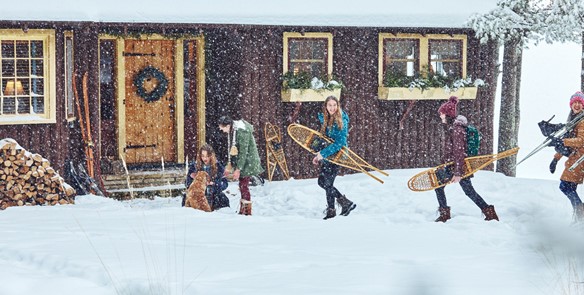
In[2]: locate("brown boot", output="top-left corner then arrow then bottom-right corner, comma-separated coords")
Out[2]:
323,208 -> 336,220
337,195 -> 356,216
238,199 -> 252,216
482,205 -> 499,221
435,206 -> 451,222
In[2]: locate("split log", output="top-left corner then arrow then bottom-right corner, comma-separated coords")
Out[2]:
0,138 -> 77,210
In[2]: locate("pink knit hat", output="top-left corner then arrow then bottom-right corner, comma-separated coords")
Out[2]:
570,91 -> 584,107
438,96 -> 459,118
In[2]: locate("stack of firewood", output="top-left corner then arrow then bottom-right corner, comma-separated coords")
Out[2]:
0,138 -> 76,210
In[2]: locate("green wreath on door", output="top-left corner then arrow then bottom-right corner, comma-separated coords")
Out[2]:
133,66 -> 169,103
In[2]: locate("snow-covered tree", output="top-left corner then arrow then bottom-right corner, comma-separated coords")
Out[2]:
467,0 -> 584,177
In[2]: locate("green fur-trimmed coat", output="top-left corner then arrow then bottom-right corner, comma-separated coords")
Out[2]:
233,120 -> 264,177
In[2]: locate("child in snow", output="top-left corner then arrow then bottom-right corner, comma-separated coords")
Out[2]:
183,143 -> 230,211
549,91 -> 584,222
218,115 -> 264,215
313,95 -> 356,220
434,96 -> 498,222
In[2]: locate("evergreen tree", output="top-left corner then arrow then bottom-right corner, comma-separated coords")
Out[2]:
467,0 -> 584,176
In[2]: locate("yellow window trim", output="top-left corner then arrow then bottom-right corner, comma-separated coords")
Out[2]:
0,29 -> 56,125
378,33 -> 468,86
283,32 -> 333,76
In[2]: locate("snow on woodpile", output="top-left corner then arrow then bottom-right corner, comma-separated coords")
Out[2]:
0,138 -> 76,210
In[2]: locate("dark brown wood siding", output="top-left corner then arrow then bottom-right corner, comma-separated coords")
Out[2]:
203,26 -> 498,180
0,21 -> 498,184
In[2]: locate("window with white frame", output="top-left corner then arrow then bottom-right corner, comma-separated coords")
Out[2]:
0,29 -> 56,125
378,33 -> 467,87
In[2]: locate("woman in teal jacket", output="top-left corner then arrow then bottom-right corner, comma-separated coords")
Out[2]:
313,96 -> 356,220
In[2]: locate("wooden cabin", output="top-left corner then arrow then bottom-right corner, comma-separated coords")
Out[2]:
0,1 -> 500,197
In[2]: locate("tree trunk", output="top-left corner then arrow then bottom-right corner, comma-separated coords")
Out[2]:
496,36 -> 523,177
581,32 -> 584,91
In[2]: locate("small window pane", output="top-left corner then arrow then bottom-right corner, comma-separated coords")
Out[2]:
1,60 -> 15,77
31,59 -> 43,77
31,78 -> 43,95
30,41 -> 43,58
17,97 -> 30,114
15,41 -> 29,58
16,59 -> 30,76
1,41 -> 14,58
2,97 -> 15,114
32,96 -> 44,114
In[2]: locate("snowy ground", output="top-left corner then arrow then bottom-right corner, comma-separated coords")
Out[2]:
1,168 -> 584,295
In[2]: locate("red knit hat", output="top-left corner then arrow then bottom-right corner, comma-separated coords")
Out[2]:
438,96 -> 459,118
570,91 -> 584,107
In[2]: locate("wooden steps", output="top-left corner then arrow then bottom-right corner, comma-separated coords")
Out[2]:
101,168 -> 187,200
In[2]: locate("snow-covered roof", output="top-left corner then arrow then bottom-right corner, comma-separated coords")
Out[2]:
1,0 -> 499,28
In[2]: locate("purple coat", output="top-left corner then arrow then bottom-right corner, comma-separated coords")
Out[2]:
442,115 -> 468,177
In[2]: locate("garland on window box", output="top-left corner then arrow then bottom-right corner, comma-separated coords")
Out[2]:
133,66 -> 169,102
383,66 -> 485,92
281,71 -> 344,91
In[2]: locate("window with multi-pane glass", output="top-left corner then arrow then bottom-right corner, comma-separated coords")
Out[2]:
287,38 -> 328,78
1,39 -> 45,116
383,38 -> 419,77
429,39 -> 462,78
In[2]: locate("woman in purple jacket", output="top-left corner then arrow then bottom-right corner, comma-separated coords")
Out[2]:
434,96 -> 498,222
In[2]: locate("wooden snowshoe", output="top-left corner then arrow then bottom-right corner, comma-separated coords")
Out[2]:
265,122 -> 290,181
407,147 -> 519,192
287,123 -> 388,183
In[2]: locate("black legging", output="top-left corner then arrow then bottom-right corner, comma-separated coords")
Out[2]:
434,177 -> 488,209
318,161 -> 343,209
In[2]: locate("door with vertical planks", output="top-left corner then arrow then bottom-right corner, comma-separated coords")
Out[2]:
124,40 -> 176,164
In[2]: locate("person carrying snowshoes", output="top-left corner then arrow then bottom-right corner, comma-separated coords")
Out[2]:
313,95 -> 356,220
549,91 -> 584,222
434,96 -> 498,222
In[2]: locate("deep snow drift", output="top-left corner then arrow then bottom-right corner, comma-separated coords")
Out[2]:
1,167 -> 584,295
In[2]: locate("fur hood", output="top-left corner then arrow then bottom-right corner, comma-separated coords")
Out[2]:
453,115 -> 468,127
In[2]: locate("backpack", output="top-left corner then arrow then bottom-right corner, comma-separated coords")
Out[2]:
466,124 -> 482,156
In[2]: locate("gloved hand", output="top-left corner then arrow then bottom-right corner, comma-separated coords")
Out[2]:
548,136 -> 563,148
549,158 -> 559,174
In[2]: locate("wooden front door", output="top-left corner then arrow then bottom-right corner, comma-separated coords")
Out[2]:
124,40 -> 176,164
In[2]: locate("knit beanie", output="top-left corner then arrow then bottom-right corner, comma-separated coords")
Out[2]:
569,91 -> 584,107
438,96 -> 459,118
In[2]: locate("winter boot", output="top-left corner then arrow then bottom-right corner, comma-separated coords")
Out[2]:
323,208 -> 336,220
435,206 -> 451,222
238,199 -> 252,216
482,205 -> 499,221
337,195 -> 356,216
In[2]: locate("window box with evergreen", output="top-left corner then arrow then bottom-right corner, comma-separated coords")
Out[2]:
280,71 -> 343,102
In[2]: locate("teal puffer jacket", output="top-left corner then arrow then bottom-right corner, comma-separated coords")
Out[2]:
317,111 -> 349,159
